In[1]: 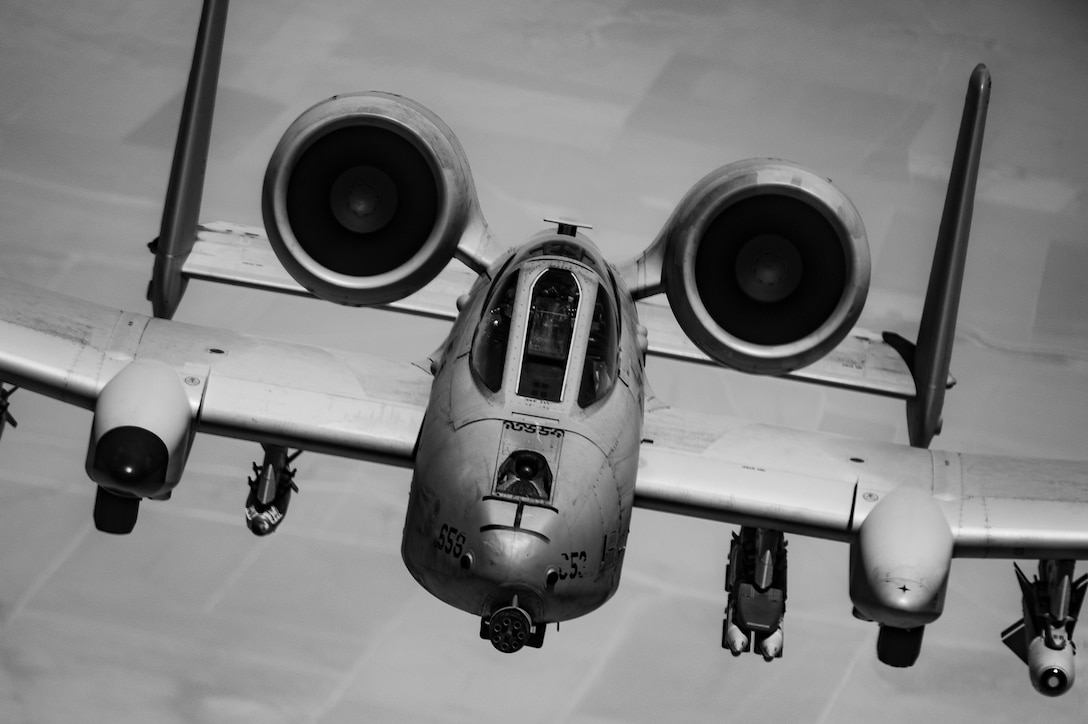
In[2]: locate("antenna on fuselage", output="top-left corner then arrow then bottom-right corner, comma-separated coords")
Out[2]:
543,217 -> 593,237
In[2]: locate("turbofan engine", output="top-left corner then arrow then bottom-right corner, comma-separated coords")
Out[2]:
262,92 -> 485,306
646,159 -> 870,374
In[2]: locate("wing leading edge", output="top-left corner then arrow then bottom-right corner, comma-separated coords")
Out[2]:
6,276 -> 1086,561
637,405 -> 1088,560
0,277 -> 429,466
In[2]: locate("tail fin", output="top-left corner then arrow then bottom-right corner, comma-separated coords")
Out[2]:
147,0 -> 230,319
903,64 -> 991,448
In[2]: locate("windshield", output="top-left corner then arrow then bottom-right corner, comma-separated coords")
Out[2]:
578,285 -> 618,407
470,270 -> 519,392
517,269 -> 580,402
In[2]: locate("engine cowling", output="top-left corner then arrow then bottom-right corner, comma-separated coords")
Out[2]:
658,159 -> 870,374
849,486 -> 953,629
262,92 -> 481,306
85,360 -> 195,498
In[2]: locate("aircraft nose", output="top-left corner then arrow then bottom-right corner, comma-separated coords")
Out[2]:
477,528 -> 549,579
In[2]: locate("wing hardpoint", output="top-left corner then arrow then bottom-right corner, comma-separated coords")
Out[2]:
636,405 -> 1088,559
0,278 -> 429,465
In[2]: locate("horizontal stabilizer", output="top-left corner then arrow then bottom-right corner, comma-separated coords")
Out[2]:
635,298 -> 952,400
184,222 -> 309,296
183,222 -> 479,321
187,223 -> 937,400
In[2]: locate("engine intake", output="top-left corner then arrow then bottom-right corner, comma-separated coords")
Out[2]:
656,159 -> 870,374
263,92 -> 482,306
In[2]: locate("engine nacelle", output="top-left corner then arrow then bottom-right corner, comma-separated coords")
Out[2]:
262,92 -> 482,306
1027,634 -> 1076,696
657,159 -> 870,374
85,360 -> 196,498
849,486 -> 953,629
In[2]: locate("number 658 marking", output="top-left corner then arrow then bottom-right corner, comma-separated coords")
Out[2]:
435,523 -> 466,558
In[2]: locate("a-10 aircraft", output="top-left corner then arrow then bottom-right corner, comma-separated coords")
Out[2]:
1,0 -> 1086,697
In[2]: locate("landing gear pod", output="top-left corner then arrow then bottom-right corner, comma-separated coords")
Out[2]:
85,360 -> 198,533
850,487 -> 952,666
650,159 -> 871,374
262,92 -> 485,306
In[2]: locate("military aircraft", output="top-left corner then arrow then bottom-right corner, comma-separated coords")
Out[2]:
0,0 -> 1085,697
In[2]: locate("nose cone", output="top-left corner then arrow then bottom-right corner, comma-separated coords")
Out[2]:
406,413 -> 627,625
473,512 -> 565,626
478,529 -> 549,584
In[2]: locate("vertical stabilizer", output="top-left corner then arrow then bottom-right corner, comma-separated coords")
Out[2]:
906,64 -> 991,448
148,0 -> 230,319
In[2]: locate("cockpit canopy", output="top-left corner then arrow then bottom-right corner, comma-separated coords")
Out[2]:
471,269 -> 518,394
470,241 -> 618,408
518,268 -> 579,402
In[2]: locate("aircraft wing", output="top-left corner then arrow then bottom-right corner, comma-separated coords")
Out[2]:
0,278 -> 430,465
636,405 -> 1088,559
5,276 -> 1087,560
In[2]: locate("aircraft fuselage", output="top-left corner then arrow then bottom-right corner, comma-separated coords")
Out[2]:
402,230 -> 646,633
